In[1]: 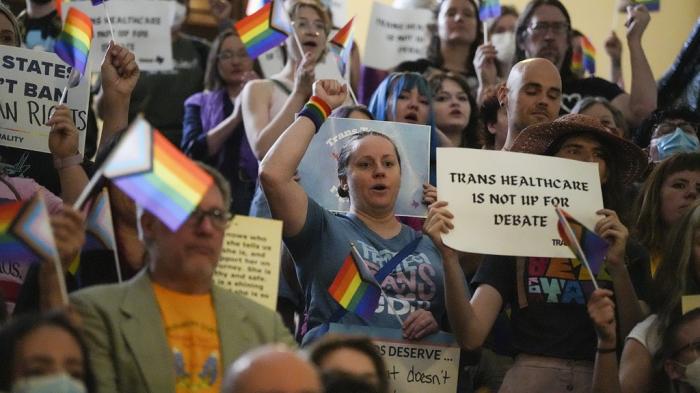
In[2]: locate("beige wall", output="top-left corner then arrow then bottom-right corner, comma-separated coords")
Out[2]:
348,0 -> 700,83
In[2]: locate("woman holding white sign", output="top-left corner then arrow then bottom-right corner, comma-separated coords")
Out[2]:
260,79 -> 447,345
428,114 -> 649,393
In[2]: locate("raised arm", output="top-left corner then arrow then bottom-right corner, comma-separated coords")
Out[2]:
48,105 -> 89,204
259,80 -> 346,237
242,53 -> 314,160
424,200 -> 503,350
611,5 -> 656,128
96,42 -> 140,150
588,288 -> 623,393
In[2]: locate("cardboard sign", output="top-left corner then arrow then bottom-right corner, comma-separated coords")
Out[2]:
437,148 -> 604,258
62,0 -> 175,72
298,118 -> 430,217
363,2 -> 432,70
329,324 -> 460,393
0,46 -> 89,154
214,215 -> 282,310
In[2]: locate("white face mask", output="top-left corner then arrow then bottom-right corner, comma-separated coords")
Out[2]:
172,2 -> 187,28
680,358 -> 700,390
12,373 -> 87,393
490,31 -> 516,65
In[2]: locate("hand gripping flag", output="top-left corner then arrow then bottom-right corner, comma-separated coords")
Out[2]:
555,207 -> 609,289
328,243 -> 382,321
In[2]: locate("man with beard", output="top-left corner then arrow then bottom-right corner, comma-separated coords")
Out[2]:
505,0 -> 656,128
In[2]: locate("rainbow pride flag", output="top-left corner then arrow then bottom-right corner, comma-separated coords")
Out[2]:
83,187 -> 116,252
328,244 -> 381,321
556,208 -> 608,277
235,0 -> 291,59
330,17 -> 354,78
479,0 -> 501,21
91,0 -> 107,5
102,118 -> 214,231
571,34 -> 596,76
54,7 -> 93,76
0,194 -> 59,264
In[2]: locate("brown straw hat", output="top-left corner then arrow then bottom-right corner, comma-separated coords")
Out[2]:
509,114 -> 648,184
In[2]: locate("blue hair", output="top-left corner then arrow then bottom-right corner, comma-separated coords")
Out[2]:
367,72 -> 440,184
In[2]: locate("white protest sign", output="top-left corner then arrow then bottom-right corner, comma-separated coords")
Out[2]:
363,2 -> 432,70
214,215 -> 282,311
329,324 -> 460,393
62,0 -> 175,72
298,118 -> 430,217
0,46 -> 89,154
437,148 -> 604,258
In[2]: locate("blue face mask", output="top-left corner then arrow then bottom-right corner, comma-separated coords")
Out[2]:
11,373 -> 86,393
652,127 -> 700,161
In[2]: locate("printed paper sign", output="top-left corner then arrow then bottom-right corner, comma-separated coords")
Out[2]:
0,46 -> 89,154
214,215 -> 282,310
298,118 -> 430,217
437,148 -> 604,258
62,0 -> 175,72
682,295 -> 700,314
363,2 -> 432,70
329,324 -> 460,393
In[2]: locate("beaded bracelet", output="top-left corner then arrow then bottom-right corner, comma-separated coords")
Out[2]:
298,95 -> 332,133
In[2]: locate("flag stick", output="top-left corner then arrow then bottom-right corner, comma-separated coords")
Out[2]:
292,29 -> 305,59
347,84 -> 358,105
58,86 -> 69,106
73,166 -> 105,210
101,188 -> 122,283
104,2 -> 116,44
52,255 -> 70,306
483,21 -> 489,43
555,207 -> 600,290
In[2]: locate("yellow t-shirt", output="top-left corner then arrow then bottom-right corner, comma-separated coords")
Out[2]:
152,283 -> 221,393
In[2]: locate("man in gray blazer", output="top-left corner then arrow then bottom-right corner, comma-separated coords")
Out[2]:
71,163 -> 295,393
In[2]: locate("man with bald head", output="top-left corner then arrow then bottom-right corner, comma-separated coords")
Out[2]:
498,58 -> 562,150
221,345 -> 322,393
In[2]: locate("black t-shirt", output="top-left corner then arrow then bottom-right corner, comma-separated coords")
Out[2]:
472,243 -> 650,361
561,76 -> 624,114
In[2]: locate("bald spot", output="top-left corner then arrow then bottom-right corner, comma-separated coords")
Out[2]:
222,348 -> 322,393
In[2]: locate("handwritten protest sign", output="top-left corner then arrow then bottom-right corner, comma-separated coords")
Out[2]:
214,215 -> 282,310
329,324 -> 460,393
363,2 -> 432,70
298,118 -> 430,217
61,1 -> 175,72
437,148 -> 604,258
0,46 -> 89,154
682,295 -> 700,314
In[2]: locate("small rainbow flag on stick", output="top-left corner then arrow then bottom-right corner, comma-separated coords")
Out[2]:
54,7 -> 93,76
75,118 -> 214,231
74,187 -> 122,281
235,0 -> 292,59
330,17 -> 354,78
479,0 -> 501,21
555,207 -> 609,289
328,243 -> 381,321
572,34 -> 596,76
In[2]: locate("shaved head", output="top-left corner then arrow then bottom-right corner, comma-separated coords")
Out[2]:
499,58 -> 562,150
222,345 -> 322,393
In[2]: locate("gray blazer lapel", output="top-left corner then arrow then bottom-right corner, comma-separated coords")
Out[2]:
120,272 -> 176,393
213,286 -> 255,369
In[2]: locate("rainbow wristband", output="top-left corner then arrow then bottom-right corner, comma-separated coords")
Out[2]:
298,96 -> 332,133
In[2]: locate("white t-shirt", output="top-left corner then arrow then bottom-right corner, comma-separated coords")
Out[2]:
626,314 -> 661,355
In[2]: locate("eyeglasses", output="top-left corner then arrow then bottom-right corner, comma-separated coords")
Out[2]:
217,50 -> 250,62
292,19 -> 326,34
526,21 -> 570,36
186,208 -> 232,230
654,120 -> 698,137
